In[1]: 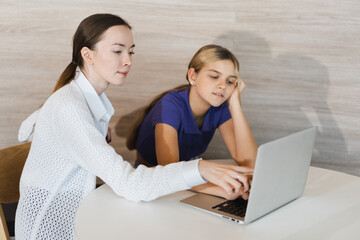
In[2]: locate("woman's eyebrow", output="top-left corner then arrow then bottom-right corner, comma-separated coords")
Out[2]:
113,43 -> 136,48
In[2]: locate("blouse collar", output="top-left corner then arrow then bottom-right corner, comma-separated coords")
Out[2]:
74,70 -> 114,122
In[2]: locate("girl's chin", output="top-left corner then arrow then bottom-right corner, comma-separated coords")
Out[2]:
210,98 -> 227,107
210,101 -> 225,107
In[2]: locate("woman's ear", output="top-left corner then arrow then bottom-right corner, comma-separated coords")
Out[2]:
187,68 -> 197,86
80,47 -> 94,65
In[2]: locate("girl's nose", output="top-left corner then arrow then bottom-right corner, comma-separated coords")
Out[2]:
218,82 -> 226,90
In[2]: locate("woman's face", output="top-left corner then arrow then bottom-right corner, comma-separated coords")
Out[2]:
91,25 -> 135,87
190,59 -> 238,108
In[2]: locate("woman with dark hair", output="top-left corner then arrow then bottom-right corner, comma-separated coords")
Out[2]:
15,14 -> 252,239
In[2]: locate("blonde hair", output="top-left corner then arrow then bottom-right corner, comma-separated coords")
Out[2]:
187,44 -> 239,81
126,44 -> 240,150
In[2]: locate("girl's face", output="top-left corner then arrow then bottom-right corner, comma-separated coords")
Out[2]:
189,60 -> 238,108
91,25 -> 135,87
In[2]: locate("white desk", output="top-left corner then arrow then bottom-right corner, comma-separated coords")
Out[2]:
75,165 -> 360,240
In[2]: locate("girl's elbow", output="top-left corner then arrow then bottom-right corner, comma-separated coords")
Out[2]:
233,155 -> 255,167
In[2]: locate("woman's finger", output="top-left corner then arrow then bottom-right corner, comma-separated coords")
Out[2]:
240,189 -> 249,200
236,174 -> 251,192
232,165 -> 254,174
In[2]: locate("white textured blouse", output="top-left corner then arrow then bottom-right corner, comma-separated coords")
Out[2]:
15,71 -> 205,240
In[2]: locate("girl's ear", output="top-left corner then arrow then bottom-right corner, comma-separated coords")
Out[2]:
81,47 -> 94,65
187,68 -> 197,85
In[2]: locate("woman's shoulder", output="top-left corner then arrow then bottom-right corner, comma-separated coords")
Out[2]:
42,82 -> 88,115
51,82 -> 84,102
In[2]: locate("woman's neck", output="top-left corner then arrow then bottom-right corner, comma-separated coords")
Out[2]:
81,67 -> 109,96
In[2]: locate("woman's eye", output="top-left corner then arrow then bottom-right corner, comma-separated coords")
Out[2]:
210,75 -> 219,79
114,51 -> 121,54
129,51 -> 135,55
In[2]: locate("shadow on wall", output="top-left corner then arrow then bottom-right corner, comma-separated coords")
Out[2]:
114,31 -> 359,176
113,107 -> 142,166
114,108 -> 142,139
208,31 -> 358,175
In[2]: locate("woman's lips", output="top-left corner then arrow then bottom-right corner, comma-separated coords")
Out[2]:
118,71 -> 128,77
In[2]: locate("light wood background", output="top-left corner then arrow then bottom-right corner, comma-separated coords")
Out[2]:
1,0 -> 359,176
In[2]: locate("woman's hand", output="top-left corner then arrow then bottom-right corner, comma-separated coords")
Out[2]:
220,173 -> 252,200
191,181 -> 252,200
198,160 -> 253,199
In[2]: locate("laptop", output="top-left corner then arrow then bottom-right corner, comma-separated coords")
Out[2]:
180,126 -> 317,224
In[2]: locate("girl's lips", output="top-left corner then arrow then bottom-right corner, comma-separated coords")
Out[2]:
213,92 -> 224,97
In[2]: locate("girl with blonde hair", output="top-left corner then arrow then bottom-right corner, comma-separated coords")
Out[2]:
127,44 -> 258,200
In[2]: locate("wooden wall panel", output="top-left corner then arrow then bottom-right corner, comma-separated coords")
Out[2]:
0,0 -> 359,176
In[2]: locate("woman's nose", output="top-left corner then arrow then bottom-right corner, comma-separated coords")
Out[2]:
123,53 -> 132,67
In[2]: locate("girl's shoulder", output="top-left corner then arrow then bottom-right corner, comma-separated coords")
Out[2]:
150,89 -> 188,116
158,95 -> 185,114
161,88 -> 188,105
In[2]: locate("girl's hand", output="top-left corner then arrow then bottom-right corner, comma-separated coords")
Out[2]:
198,160 -> 253,199
227,79 -> 246,106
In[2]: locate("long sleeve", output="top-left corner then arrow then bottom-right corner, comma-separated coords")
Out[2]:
18,109 -> 40,142
16,79 -> 206,240
52,92 -> 192,202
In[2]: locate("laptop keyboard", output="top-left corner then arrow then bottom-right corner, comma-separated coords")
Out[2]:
212,197 -> 248,217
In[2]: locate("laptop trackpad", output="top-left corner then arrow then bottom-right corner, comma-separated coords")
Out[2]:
180,193 -> 246,222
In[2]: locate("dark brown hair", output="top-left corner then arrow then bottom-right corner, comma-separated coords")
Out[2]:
52,13 -> 132,93
126,44 -> 239,150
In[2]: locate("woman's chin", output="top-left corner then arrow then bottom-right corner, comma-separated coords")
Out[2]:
111,78 -> 126,86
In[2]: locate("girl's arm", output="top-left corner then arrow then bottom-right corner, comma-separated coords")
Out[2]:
155,123 -> 180,165
155,123 -> 252,200
219,80 -> 258,167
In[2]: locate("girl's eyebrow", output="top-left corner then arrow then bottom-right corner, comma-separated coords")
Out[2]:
113,43 -> 136,48
207,69 -> 237,79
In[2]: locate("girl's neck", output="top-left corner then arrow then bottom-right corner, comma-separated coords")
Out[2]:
189,87 -> 210,127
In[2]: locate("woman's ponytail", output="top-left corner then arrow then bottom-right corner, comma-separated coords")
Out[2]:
52,62 -> 77,93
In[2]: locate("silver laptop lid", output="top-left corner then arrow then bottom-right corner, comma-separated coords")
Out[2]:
245,126 -> 317,223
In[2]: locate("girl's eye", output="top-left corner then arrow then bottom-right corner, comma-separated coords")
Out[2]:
210,75 -> 219,79
114,51 -> 121,54
226,79 -> 235,85
129,51 -> 135,55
